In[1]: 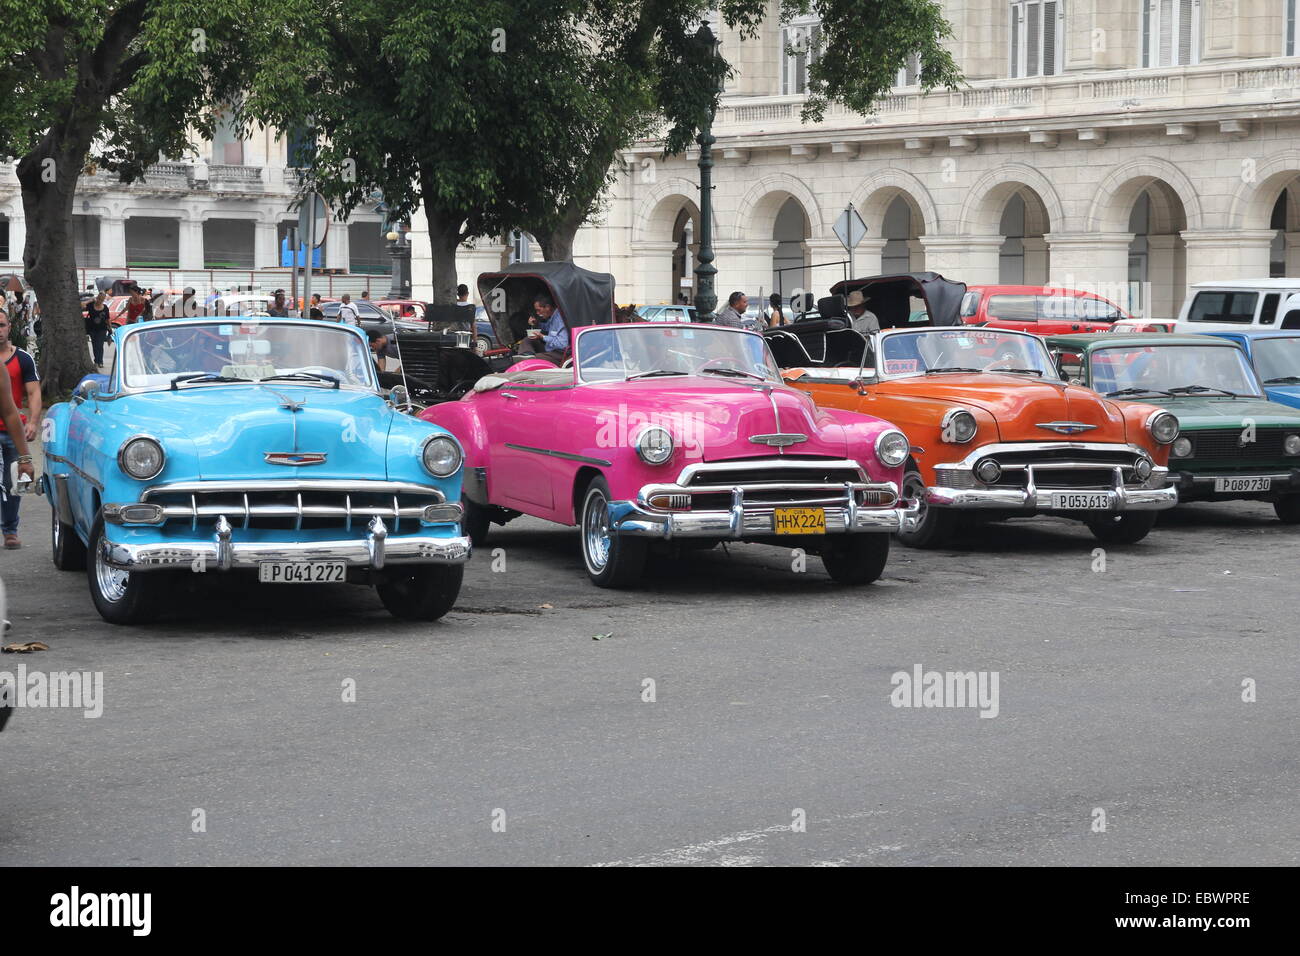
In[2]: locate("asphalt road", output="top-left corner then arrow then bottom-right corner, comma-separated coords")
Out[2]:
0,496 -> 1296,866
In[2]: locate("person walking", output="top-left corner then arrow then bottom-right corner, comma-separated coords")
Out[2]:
85,292 -> 111,368
0,308 -> 40,549
337,294 -> 360,325
308,293 -> 324,320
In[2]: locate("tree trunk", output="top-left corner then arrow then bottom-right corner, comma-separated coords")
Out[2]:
424,208 -> 463,305
17,146 -> 92,399
536,204 -> 589,262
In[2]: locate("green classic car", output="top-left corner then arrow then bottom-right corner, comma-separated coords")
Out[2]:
1046,334 -> 1300,522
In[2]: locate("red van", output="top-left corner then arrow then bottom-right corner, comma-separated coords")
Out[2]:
961,284 -> 1130,335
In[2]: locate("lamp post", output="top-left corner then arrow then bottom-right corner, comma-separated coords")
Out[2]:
693,24 -> 723,322
386,228 -> 410,298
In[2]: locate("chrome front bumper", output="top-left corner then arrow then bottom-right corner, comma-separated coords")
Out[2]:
927,465 -> 1178,512
103,516 -> 471,572
611,484 -> 915,539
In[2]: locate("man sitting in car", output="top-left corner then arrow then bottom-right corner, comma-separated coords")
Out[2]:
518,292 -> 569,365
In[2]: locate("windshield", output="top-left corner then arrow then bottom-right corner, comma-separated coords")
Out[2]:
1251,336 -> 1300,383
576,325 -> 780,383
877,329 -> 1059,378
120,321 -> 375,389
1088,345 -> 1261,397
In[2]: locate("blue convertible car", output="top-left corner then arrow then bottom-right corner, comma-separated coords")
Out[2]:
43,317 -> 471,624
1206,330 -> 1300,410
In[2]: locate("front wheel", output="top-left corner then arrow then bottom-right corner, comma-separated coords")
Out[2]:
51,504 -> 87,571
1086,512 -> 1157,544
376,564 -> 464,620
474,335 -> 492,357
895,467 -> 955,549
1273,495 -> 1300,523
579,476 -> 647,588
820,534 -> 890,585
87,518 -> 166,625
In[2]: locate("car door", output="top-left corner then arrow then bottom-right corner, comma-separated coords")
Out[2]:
64,387 -> 102,537
486,385 -> 566,510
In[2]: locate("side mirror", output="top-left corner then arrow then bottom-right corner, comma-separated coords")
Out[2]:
849,372 -> 875,394
73,380 -> 100,404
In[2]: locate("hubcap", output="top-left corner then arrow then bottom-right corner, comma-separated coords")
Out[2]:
94,544 -> 130,603
51,508 -> 60,551
583,490 -> 611,572
902,474 -> 928,533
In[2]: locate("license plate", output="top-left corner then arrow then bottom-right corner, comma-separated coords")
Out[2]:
1214,476 -> 1272,493
258,561 -> 347,584
774,507 -> 826,534
1051,492 -> 1111,510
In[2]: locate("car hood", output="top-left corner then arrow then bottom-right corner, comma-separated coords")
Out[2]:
876,374 -> 1130,442
1135,395 -> 1300,429
583,377 -> 851,461
110,384 -> 393,480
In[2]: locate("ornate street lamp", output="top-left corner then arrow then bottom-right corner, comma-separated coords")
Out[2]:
386,228 -> 411,299
693,23 -> 723,322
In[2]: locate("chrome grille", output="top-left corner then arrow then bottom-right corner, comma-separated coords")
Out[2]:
1183,428 -> 1292,461
141,480 -> 448,532
654,459 -> 897,510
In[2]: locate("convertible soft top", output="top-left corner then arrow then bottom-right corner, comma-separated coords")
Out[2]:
477,261 -> 617,350
828,272 -> 967,329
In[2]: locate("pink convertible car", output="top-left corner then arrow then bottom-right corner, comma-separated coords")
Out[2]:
420,263 -> 915,587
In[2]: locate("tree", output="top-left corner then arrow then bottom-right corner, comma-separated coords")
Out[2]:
517,0 -> 963,263
0,0 -> 288,395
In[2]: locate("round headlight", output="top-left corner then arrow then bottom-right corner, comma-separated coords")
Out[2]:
875,429 -> 910,468
1172,436 -> 1192,458
941,409 -> 978,443
1134,456 -> 1154,480
975,458 -> 1002,483
1148,410 -> 1179,444
421,435 -> 463,477
1285,434 -> 1300,456
635,425 -> 674,465
118,437 -> 165,480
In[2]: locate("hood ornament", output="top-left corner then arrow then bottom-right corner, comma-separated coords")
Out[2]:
749,433 -> 808,448
1036,421 -> 1097,435
265,452 -> 327,466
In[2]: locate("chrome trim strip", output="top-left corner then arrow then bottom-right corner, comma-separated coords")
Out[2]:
935,442 -> 1154,470
673,458 -> 870,485
504,443 -> 612,467
101,532 -> 472,571
1035,421 -> 1098,434
44,453 -> 104,492
141,479 -> 447,501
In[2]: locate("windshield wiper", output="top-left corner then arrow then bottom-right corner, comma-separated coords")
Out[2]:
986,366 -> 1044,376
171,372 -> 249,389
626,369 -> 688,380
924,366 -> 983,374
262,372 -> 340,387
1167,384 -> 1238,397
1105,386 -> 1174,397
1263,375 -> 1300,384
699,366 -> 766,381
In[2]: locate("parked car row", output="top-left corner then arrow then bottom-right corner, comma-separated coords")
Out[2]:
40,264 -> 1300,627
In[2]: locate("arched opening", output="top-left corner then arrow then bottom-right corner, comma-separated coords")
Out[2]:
1265,183 -> 1300,277
997,189 -> 1051,285
1126,183 -> 1187,319
772,197 -> 809,301
881,195 -> 923,274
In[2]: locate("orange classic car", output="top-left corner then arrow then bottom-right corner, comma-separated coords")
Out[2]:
766,274 -> 1180,547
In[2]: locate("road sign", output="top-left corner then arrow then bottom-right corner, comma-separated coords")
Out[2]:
296,193 -> 329,248
833,204 -> 867,253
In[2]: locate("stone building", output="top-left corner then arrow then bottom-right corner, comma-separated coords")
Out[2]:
413,0 -> 1300,319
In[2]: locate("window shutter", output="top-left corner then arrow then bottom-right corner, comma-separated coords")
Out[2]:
1289,0 -> 1297,57
1141,0 -> 1152,67
1010,7 -> 1021,77
1043,1 -> 1058,75
1178,0 -> 1195,64
1027,2 -> 1041,76
1159,0 -> 1173,65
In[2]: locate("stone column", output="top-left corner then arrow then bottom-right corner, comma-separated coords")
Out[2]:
1045,232 -> 1133,309
1181,229 -> 1276,299
254,219 -> 279,270
711,239 -> 779,305
178,217 -> 204,271
325,216 -> 350,272
1286,232 -> 1300,277
6,214 -> 26,268
1021,236 -> 1049,286
100,216 -> 127,270
918,235 -> 1003,284
629,239 -> 678,307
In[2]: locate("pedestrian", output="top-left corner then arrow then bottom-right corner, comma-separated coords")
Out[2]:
124,288 -> 146,324
309,293 -> 324,320
714,291 -> 749,328
456,284 -> 472,307
337,293 -> 359,325
268,289 -> 289,317
85,292 -> 111,368
768,293 -> 786,327
0,308 -> 41,549
360,288 -> 370,300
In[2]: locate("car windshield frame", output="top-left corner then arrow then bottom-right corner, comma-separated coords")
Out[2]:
573,324 -> 781,385
872,328 -> 1062,381
1086,343 -> 1264,398
116,319 -> 378,392
1250,335 -> 1300,384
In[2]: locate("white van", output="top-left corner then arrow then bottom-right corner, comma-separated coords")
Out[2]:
1173,279 -> 1300,332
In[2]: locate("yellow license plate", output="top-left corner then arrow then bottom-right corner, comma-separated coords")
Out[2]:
774,507 -> 826,535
